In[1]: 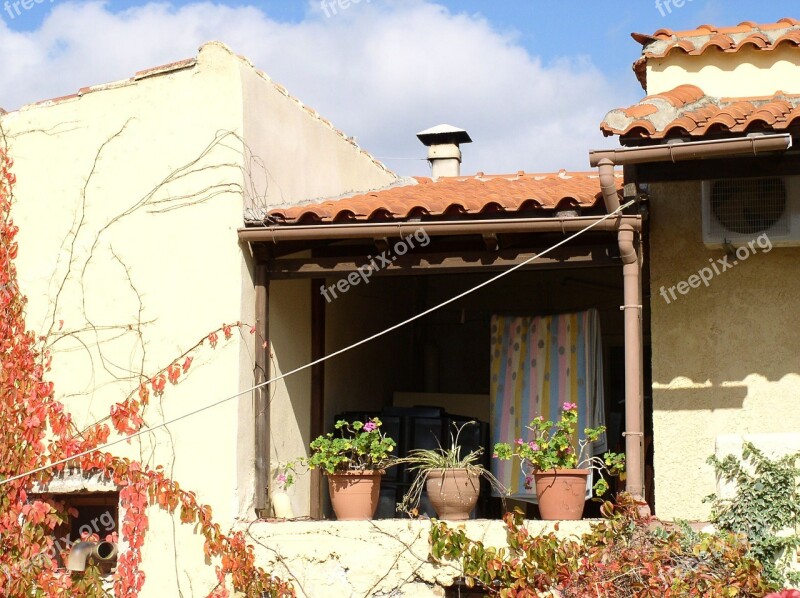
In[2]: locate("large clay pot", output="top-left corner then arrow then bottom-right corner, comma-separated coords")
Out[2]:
426,468 -> 480,520
533,468 -> 589,520
326,470 -> 382,520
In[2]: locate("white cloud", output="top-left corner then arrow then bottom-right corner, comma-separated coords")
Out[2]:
0,0 -> 631,175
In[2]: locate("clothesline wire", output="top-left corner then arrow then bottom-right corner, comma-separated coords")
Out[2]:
0,200 -> 635,487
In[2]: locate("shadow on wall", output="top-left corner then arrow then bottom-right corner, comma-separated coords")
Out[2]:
653,383 -> 748,411
653,373 -> 800,411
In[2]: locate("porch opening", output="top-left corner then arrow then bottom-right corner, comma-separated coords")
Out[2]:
264,229 -> 653,519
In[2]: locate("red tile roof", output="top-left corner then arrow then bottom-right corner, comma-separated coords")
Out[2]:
630,18 -> 800,90
266,171 -> 622,224
633,18 -> 800,58
600,85 -> 800,140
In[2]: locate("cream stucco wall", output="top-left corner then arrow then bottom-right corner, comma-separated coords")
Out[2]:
646,46 -> 800,96
238,60 -> 397,213
648,181 -> 800,521
269,278 -> 313,518
2,40 -> 397,596
240,518 -> 592,597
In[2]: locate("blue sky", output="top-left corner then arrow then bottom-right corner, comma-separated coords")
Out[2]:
1,1 -> 798,175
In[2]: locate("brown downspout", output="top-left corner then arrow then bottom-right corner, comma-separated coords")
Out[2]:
598,158 -> 645,502
593,132 -> 793,507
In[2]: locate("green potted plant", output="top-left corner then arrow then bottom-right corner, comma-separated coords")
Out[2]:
493,403 -> 625,520
307,418 -> 396,520
396,422 -> 505,520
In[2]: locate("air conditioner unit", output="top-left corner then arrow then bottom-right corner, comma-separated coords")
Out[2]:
702,175 -> 800,247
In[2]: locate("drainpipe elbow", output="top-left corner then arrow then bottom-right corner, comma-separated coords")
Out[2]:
618,223 -> 638,265
597,158 -> 621,213
66,542 -> 97,572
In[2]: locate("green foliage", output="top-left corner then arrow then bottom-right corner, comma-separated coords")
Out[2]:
705,442 -> 800,587
430,493 -> 776,597
493,403 -> 624,495
307,418 -> 396,475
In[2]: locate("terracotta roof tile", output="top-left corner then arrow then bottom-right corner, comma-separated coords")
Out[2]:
265,171 -> 622,224
601,86 -> 800,140
630,18 -> 800,90
634,18 -> 800,58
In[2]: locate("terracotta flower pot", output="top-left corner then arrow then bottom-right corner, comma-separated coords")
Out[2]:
326,470 -> 382,520
426,468 -> 480,520
533,468 -> 589,520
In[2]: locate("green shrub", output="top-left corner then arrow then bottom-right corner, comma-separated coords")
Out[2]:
706,442 -> 800,587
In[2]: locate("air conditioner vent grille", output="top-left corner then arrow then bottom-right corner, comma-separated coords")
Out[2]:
709,177 -> 788,236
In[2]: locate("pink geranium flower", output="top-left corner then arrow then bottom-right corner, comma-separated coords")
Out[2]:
765,591 -> 800,598
363,421 -> 377,432
562,402 -> 577,411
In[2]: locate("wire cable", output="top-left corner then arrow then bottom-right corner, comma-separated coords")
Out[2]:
0,200 -> 635,487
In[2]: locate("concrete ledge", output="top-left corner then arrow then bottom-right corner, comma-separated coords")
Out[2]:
238,518 -> 593,597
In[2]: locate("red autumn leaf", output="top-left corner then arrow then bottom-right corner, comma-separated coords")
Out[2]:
151,373 -> 166,395
167,363 -> 180,384
182,356 -> 193,373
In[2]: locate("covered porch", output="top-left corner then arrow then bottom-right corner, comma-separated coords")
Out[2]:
238,166 -> 649,522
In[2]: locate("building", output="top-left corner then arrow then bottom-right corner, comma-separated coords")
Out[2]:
4,17 -> 800,597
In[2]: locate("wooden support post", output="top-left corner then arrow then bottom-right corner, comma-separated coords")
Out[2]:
254,264 -> 271,517
310,279 -> 326,519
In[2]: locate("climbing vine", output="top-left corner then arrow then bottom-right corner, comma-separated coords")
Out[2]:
0,149 -> 294,596
706,442 -> 800,588
430,494 -> 775,597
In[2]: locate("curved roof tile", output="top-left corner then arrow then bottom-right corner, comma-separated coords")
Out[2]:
630,19 -> 800,90
601,86 -> 800,140
265,172 -> 621,224
636,18 -> 800,59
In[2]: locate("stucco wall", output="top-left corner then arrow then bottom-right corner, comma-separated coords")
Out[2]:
646,46 -> 800,96
240,518 -> 591,597
648,181 -> 800,520
269,278 -> 313,518
4,41 -> 248,594
2,40 -> 399,595
238,57 -> 398,213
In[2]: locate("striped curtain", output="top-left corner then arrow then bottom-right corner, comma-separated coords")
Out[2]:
490,309 -> 606,500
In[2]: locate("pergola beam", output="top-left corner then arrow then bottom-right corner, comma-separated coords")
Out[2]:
267,246 -> 619,279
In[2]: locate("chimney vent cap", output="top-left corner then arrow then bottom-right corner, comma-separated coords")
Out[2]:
416,124 -> 472,147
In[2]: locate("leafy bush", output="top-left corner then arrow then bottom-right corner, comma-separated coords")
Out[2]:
706,442 -> 800,588
430,493 -> 775,597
